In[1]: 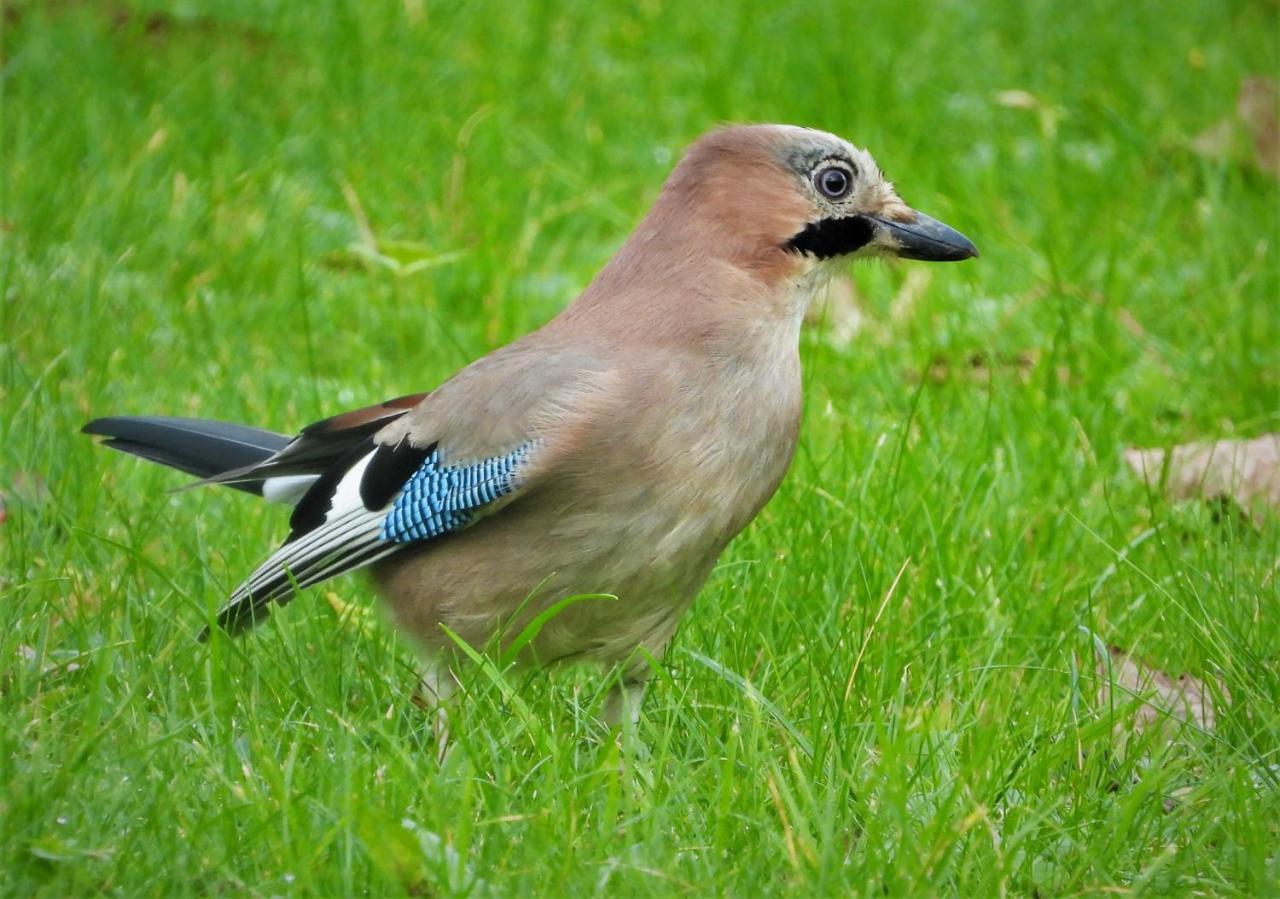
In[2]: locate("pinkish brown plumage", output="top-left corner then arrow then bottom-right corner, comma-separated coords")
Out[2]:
85,124 -> 977,727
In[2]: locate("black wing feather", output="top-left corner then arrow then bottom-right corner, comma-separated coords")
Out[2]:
360,440 -> 435,510
83,416 -> 291,495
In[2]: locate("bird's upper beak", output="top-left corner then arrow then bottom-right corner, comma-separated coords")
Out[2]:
869,209 -> 978,262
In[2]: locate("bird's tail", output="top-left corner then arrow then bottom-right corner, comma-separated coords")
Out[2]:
82,416 -> 292,496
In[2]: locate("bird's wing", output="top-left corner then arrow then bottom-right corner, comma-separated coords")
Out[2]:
208,432 -> 538,636
209,340 -> 614,637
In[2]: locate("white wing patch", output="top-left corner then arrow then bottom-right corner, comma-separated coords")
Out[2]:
261,474 -> 320,505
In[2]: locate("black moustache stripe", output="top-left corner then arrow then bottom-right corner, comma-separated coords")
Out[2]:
784,215 -> 875,259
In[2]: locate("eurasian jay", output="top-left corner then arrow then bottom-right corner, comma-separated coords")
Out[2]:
85,124 -> 976,725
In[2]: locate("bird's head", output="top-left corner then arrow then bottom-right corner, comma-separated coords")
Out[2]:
646,124 -> 977,282
772,126 -> 977,265
575,124 -> 977,329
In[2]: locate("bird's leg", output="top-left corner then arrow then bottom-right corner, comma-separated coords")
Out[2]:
601,642 -> 666,732
602,676 -> 649,729
601,681 -> 645,727
601,666 -> 657,771
414,659 -> 460,763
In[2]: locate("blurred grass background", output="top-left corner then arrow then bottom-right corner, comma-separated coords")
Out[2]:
2,0 -> 1278,894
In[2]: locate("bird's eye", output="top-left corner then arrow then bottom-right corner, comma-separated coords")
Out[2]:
815,165 -> 853,200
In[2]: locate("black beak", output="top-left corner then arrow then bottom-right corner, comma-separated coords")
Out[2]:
871,210 -> 978,262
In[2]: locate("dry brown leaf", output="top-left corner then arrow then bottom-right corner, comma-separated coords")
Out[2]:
918,349 -> 1039,385
993,88 -> 1062,136
1097,645 -> 1227,734
1,472 -> 50,522
1238,76 -> 1279,178
1189,118 -> 1236,159
1189,75 -> 1279,178
1123,434 -> 1280,516
994,89 -> 1040,110
325,591 -> 375,636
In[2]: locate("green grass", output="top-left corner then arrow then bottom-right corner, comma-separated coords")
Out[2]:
3,0 -> 1278,894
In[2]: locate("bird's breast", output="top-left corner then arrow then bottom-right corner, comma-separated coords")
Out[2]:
583,327 -> 804,571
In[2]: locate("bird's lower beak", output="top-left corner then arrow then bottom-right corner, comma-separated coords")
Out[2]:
870,210 -> 978,262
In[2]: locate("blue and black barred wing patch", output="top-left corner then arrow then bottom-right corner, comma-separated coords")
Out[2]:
382,447 -> 528,543
208,439 -> 533,636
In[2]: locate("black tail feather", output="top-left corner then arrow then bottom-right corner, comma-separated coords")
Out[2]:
83,416 -> 292,495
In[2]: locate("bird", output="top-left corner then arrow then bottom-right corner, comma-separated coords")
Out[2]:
84,124 -> 977,727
